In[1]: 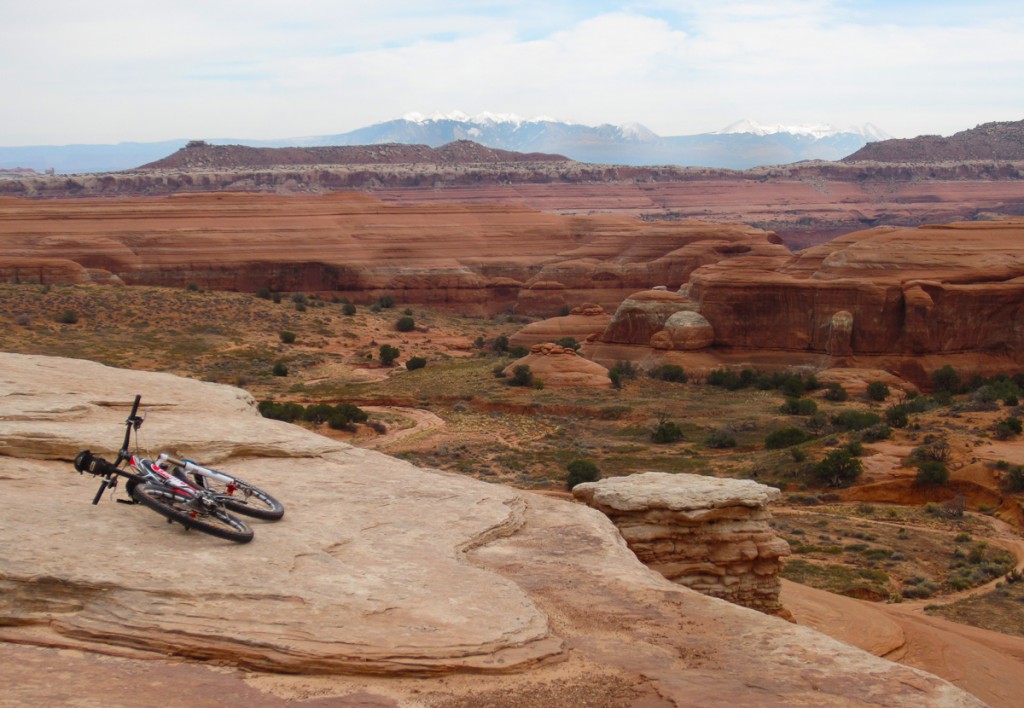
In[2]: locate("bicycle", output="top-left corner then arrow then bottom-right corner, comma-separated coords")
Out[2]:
73,395 -> 284,543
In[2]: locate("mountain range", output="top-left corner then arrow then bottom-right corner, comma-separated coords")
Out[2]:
0,114 -> 888,174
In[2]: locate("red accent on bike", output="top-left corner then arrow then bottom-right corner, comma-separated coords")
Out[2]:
227,482 -> 236,495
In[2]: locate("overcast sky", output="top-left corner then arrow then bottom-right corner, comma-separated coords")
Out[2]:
2,0 -> 1022,146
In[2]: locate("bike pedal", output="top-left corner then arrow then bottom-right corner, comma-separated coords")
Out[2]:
116,498 -> 136,505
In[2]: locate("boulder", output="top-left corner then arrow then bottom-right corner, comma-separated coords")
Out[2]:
599,289 -> 700,345
661,310 -> 715,350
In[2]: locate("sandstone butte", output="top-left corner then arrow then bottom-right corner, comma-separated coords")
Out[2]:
3,352 -> 1017,707
575,219 -> 1024,387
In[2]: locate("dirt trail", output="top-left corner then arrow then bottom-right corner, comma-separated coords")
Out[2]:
358,406 -> 446,450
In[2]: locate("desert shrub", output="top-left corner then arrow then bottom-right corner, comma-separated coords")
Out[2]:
378,344 -> 400,366
554,337 -> 581,351
915,460 -> 949,486
303,403 -> 336,424
650,364 -> 688,383
844,440 -> 865,457
272,361 -> 288,377
255,287 -> 272,300
812,449 -> 863,488
824,383 -> 849,402
885,404 -> 910,428
651,418 -> 684,444
508,364 -> 534,387
1002,465 -> 1024,493
566,459 -> 601,490
257,400 -> 305,422
291,293 -> 308,305
909,436 -> 951,464
186,282 -> 200,292
780,397 -> 818,415
765,427 -> 811,449
706,368 -> 743,390
706,429 -> 737,449
278,330 -> 296,344
377,295 -> 395,309
327,412 -> 355,431
860,424 -> 892,442
271,291 -> 282,303
993,415 -> 1023,440
54,309 -> 78,324
395,316 -> 416,332
492,335 -> 510,354
791,447 -> 808,462
780,375 -> 806,398
831,409 -> 881,431
406,356 -> 427,371
611,360 -> 639,379
932,365 -> 961,393
866,381 -> 890,401
342,302 -> 357,316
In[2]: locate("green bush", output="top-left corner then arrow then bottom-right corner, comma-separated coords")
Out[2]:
508,364 -> 534,387
406,356 -> 427,371
566,459 -> 601,490
824,383 -> 849,402
395,316 -> 416,332
378,344 -> 400,366
932,365 -> 961,393
706,429 -> 737,449
377,295 -> 395,309
651,418 -> 684,444
860,424 -> 892,442
257,400 -> 305,422
813,449 -> 863,488
765,427 -> 811,449
780,397 -> 818,415
272,361 -> 288,377
279,330 -> 296,344
54,309 -> 78,324
993,416 -> 1023,440
885,404 -> 910,428
303,403 -> 336,424
650,364 -> 688,383
831,409 -> 882,431
915,460 -> 949,486
342,302 -> 357,316
866,381 -> 890,401
554,337 -> 581,351
255,287 -> 272,300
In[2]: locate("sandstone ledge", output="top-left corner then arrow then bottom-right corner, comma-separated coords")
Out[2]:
0,354 -> 982,705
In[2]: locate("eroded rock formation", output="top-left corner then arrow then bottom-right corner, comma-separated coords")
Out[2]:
508,303 -> 611,350
573,472 -> 791,616
503,343 -> 611,388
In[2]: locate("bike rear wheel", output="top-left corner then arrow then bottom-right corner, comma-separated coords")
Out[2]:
190,471 -> 285,521
131,483 -> 254,543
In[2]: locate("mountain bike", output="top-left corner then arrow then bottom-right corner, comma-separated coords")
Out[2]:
73,395 -> 283,543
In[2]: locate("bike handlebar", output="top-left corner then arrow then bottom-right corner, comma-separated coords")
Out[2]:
116,394 -> 143,465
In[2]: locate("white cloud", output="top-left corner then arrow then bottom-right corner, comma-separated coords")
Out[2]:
1,0 -> 1022,144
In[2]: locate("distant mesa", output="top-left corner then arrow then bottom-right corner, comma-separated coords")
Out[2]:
844,119 -> 1024,162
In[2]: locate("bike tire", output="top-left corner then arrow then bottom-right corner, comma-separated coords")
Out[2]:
190,471 -> 285,521
131,483 -> 254,543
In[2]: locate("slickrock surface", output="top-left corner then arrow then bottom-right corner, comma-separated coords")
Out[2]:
572,473 -> 791,615
0,353 -> 986,705
0,192 -> 783,317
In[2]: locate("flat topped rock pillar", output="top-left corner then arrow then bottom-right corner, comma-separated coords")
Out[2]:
573,472 -> 791,616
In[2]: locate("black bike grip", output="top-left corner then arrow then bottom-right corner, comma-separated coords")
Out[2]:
92,479 -> 110,505
129,394 -> 141,419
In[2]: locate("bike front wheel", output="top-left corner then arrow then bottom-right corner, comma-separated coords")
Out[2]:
131,483 -> 254,543
190,471 -> 285,521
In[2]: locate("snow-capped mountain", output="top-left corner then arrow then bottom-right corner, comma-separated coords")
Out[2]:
717,118 -> 891,142
0,115 -> 889,173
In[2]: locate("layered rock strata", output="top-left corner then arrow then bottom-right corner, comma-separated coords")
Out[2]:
573,472 -> 791,615
0,192 -> 786,316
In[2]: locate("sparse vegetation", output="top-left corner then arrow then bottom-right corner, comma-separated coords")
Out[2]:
566,459 -> 601,490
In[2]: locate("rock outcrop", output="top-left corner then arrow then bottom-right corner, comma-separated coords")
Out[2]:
508,304 -> 611,350
0,353 -> 995,705
503,343 -> 611,388
573,472 -> 791,616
